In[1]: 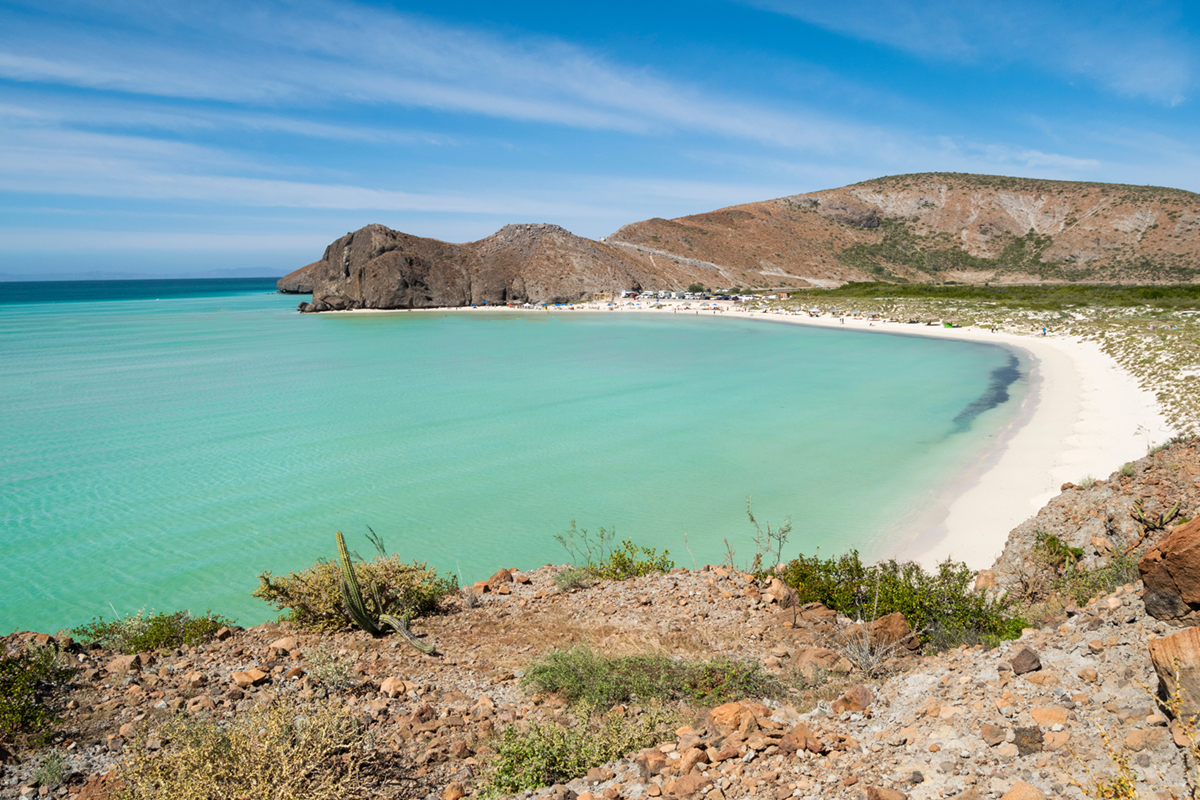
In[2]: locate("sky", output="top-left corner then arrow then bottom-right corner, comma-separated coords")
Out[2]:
2,0 -> 1199,278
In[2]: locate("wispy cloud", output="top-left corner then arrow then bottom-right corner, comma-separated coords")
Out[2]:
748,0 -> 1196,104
0,0 -> 881,149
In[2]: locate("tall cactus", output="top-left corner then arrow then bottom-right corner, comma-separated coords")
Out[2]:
335,531 -> 436,654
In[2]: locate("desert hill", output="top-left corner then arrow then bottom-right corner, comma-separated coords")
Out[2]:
279,173 -> 1200,309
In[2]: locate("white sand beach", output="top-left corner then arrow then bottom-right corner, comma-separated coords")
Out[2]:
333,299 -> 1171,571
633,302 -> 1171,570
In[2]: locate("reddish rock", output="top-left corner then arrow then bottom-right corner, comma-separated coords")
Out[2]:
671,769 -> 712,798
1000,782 -> 1045,800
865,787 -> 908,800
635,747 -> 667,778
779,723 -> 824,754
868,612 -> 920,651
708,702 -> 761,735
980,723 -> 1007,746
832,684 -> 874,714
104,654 -> 139,674
1140,517 -> 1200,620
1149,625 -> 1200,719
232,669 -> 268,688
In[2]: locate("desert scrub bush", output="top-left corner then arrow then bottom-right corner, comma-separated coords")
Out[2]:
555,523 -> 673,580
253,541 -> 456,631
480,703 -> 676,796
33,752 -> 67,787
770,551 -> 1027,649
553,568 -> 591,592
0,644 -> 75,745
589,539 -> 674,581
304,643 -> 356,690
523,647 -> 776,708
72,609 -> 233,653
117,699 -> 367,800
1119,461 -> 1136,477
1052,554 -> 1140,606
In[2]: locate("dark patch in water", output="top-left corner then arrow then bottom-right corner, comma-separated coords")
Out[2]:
952,354 -> 1022,432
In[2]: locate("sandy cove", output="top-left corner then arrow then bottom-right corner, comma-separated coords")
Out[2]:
323,300 -> 1170,572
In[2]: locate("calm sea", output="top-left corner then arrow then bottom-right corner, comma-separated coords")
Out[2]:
0,279 -> 1026,633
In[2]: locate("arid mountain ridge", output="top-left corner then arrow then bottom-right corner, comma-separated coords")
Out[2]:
278,173 -> 1200,310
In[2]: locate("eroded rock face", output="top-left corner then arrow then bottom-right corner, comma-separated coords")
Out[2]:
1148,626 -> 1200,719
1139,517 -> 1200,621
282,223 -> 649,312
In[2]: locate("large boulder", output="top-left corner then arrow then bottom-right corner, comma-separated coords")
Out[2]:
1139,517 -> 1200,621
1148,626 -> 1200,720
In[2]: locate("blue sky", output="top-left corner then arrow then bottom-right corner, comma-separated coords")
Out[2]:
2,0 -> 1199,277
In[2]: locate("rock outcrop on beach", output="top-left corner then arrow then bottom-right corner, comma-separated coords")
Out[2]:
989,439 -> 1200,595
280,223 -> 652,311
281,174 -> 1200,309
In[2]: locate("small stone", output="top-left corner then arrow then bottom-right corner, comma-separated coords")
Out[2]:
380,676 -> 406,697
231,669 -> 268,688
1078,667 -> 1098,682
865,787 -> 908,800
646,786 -> 661,797
186,695 -> 216,712
1030,707 -> 1068,728
1011,647 -> 1041,675
980,723 -> 1007,746
1123,730 -> 1148,751
440,782 -> 465,800
105,654 -> 139,674
268,636 -> 298,653
1000,781 -> 1045,800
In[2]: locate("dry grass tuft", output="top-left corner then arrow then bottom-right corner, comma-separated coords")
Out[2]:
116,698 -> 368,800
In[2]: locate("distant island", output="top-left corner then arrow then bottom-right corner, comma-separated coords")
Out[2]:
279,172 -> 1200,312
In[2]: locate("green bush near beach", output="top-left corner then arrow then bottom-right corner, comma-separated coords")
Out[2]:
523,646 -> 776,709
254,552 -> 456,631
0,644 -> 75,745
72,609 -> 233,653
766,551 -> 1027,650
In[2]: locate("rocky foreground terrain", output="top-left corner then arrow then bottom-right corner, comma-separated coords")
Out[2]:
278,174 -> 1200,310
6,443 -> 1200,800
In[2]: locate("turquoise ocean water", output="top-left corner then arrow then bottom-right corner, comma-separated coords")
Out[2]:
1,280 -> 1026,633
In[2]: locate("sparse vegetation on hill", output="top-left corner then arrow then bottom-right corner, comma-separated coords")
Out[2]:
766,551 -> 1028,649
0,644 -> 74,746
71,609 -> 233,653
523,647 -> 777,709
253,533 -> 456,631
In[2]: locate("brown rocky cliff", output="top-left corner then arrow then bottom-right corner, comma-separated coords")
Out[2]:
284,223 -> 652,311
609,173 -> 1200,287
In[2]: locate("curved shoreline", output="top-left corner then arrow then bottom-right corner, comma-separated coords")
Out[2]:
327,300 -> 1170,570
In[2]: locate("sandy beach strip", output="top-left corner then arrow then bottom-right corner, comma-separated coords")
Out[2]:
328,300 -> 1170,570
632,302 -> 1170,569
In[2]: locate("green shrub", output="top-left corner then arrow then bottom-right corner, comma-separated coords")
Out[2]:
553,568 -> 592,592
1034,532 -> 1085,574
589,539 -> 674,581
1052,554 -> 1140,606
254,552 -> 456,631
1119,462 -> 1136,477
769,551 -> 1027,649
523,647 -> 776,708
33,752 -> 67,786
480,704 -> 676,796
0,644 -> 75,745
72,609 -> 233,653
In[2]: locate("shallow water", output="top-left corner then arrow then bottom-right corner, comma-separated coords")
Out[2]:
0,282 -> 1025,632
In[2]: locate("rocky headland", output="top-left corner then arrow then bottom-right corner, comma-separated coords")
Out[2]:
6,442 -> 1200,800
279,174 -> 1200,311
